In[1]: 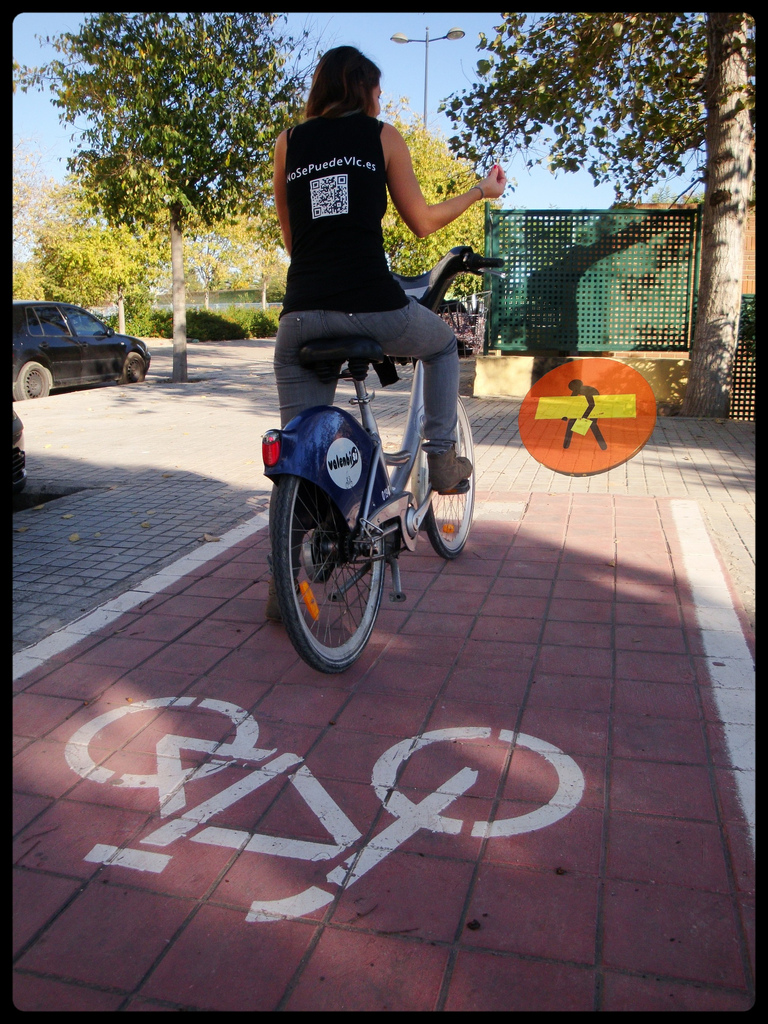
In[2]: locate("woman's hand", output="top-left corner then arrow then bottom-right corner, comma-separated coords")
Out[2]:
477,164 -> 507,200
382,123 -> 507,238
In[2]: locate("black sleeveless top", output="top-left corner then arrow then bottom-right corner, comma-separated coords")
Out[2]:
280,113 -> 408,315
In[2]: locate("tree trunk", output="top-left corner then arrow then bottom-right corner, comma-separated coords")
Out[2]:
681,13 -> 755,418
170,204 -> 188,383
117,282 -> 126,335
262,277 -> 268,310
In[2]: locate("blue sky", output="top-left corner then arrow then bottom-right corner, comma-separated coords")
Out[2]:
13,11 -> 692,209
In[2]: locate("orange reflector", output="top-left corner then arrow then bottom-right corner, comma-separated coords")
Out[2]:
442,523 -> 456,533
300,581 -> 319,620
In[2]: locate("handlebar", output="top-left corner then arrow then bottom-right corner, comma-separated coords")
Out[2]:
464,251 -> 505,274
391,246 -> 505,312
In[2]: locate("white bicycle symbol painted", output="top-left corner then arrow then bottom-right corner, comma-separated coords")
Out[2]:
65,696 -> 585,922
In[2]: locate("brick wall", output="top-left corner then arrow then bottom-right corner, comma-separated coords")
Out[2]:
742,211 -> 755,293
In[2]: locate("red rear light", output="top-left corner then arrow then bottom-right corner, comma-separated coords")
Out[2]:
262,429 -> 282,468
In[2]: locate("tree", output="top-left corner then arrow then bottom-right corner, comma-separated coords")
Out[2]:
224,210 -> 289,309
382,106 -> 495,291
13,140 -> 58,297
35,182 -> 165,330
445,13 -> 755,417
16,13 -> 308,381
185,230 -> 233,310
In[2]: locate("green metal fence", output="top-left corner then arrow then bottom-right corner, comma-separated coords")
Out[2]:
484,207 -> 701,353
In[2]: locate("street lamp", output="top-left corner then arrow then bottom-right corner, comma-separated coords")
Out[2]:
391,26 -> 465,125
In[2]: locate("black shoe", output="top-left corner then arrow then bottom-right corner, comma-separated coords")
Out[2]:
427,447 -> 473,494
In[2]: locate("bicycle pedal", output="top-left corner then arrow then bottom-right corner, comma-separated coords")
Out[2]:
437,478 -> 471,495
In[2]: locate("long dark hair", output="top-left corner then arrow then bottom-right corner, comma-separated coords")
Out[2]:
304,46 -> 381,118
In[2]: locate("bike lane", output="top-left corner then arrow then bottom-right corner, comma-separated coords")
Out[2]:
12,492 -> 755,1011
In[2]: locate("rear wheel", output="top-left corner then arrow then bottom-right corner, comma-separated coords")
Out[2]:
270,475 -> 386,673
415,397 -> 475,559
13,361 -> 52,401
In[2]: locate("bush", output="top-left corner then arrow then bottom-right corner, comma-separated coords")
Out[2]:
103,295 -> 173,338
249,308 -> 281,337
738,294 -> 755,359
104,303 -> 282,340
739,294 -> 755,341
217,305 -> 280,338
186,308 -> 246,341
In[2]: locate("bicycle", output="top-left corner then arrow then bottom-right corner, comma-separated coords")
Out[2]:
262,246 -> 504,674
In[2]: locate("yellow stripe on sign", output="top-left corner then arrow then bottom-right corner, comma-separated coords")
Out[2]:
535,394 -> 637,420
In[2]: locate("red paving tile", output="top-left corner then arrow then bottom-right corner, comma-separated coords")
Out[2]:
26,660 -> 127,700
606,813 -> 731,890
13,974 -> 126,1012
284,929 -> 450,1012
14,798 -> 151,878
15,883 -> 194,991
610,760 -> 718,820
12,496 -> 754,1010
463,861 -> 600,963
611,712 -> 709,763
330,848 -> 476,942
601,880 -> 746,988
141,906 -> 318,1010
600,971 -> 754,1011
613,678 -> 699,718
12,792 -> 53,835
13,867 -> 80,956
13,692 -> 85,738
444,950 -> 596,1012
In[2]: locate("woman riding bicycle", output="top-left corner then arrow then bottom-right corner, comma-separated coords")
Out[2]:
268,45 -> 505,621
273,45 -> 506,487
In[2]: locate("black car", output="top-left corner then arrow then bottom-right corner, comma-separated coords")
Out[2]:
13,407 -> 26,493
13,300 -> 151,400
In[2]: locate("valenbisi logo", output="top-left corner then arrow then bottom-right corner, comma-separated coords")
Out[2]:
326,437 -> 362,489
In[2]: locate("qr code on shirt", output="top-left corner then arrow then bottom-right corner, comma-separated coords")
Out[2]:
310,174 -> 349,219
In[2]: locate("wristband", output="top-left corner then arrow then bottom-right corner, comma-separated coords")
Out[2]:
470,185 -> 484,200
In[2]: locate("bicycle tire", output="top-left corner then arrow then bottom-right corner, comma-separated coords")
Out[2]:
416,398 -> 475,559
270,474 -> 386,673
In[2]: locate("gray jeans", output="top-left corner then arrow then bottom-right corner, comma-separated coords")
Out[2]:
274,298 -> 459,453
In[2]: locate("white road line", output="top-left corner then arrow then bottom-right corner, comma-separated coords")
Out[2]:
13,510 -> 270,682
671,500 -> 755,847
84,843 -> 171,874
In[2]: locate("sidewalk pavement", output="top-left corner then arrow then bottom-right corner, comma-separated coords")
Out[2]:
13,339 -> 755,1011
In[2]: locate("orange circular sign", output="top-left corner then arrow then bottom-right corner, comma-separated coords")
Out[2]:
518,359 -> 657,476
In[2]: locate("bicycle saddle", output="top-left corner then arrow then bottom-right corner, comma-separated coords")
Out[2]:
299,336 -> 387,383
299,336 -> 385,366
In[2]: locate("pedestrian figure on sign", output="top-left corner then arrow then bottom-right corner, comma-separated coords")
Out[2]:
562,379 -> 608,450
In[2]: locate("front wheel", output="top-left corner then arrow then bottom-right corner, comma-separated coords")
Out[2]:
414,397 -> 475,559
121,352 -> 147,384
270,475 -> 386,673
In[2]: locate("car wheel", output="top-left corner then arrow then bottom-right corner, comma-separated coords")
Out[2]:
13,361 -> 53,401
121,352 -> 147,384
